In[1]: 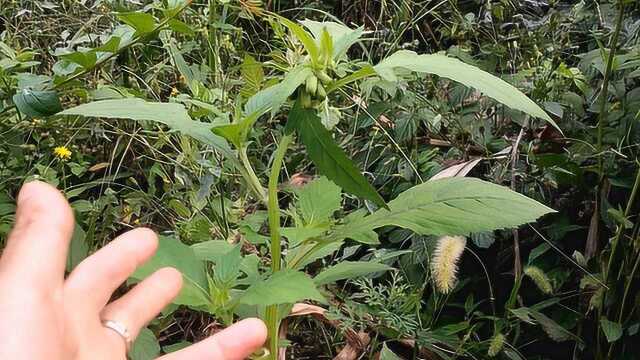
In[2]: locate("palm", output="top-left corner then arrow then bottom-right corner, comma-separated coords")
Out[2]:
0,181 -> 266,360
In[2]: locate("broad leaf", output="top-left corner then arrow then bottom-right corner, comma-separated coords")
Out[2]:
129,328 -> 160,360
288,102 -> 386,208
211,111 -> 261,148
313,261 -> 392,285
296,176 -> 342,225
374,51 -> 558,130
131,236 -> 209,307
301,20 -> 364,61
117,12 -> 158,34
600,318 -> 623,343
240,54 -> 264,99
330,177 -> 554,243
60,99 -> 233,157
244,65 -> 312,116
191,240 -> 235,262
13,89 -> 62,117
240,269 -> 325,306
281,226 -> 328,247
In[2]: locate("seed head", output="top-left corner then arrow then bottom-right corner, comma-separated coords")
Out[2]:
431,235 -> 466,293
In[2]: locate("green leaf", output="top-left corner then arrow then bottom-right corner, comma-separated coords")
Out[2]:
60,99 -> 233,158
313,261 -> 392,285
167,19 -> 195,35
279,17 -> 320,64
211,111 -> 261,148
281,226 -> 328,247
244,65 -> 312,116
330,177 -> 554,244
60,51 -> 98,69
212,244 -> 243,285
600,318 -> 623,343
191,240 -> 235,262
296,176 -> 342,225
131,236 -> 209,307
66,224 -> 88,272
129,328 -> 160,360
117,12 -> 158,34
288,102 -> 386,208
240,55 -> 264,99
13,89 -> 62,117
374,51 -> 558,130
240,269 -> 325,306
380,343 -> 402,360
300,20 -> 364,60
511,307 -> 581,343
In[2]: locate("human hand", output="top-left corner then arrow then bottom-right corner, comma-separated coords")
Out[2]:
0,181 -> 267,360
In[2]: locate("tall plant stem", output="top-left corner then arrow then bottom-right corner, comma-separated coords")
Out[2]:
55,1 -> 192,89
596,2 -> 625,167
604,165 -> 640,282
594,1 -> 625,265
265,134 -> 293,360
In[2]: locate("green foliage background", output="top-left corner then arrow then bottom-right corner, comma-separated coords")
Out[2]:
1,0 -> 640,359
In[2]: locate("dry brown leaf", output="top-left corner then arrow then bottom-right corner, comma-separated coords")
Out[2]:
430,158 -> 482,181
88,162 -> 110,172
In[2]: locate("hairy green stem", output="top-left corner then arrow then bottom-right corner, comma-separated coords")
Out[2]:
265,134 -> 293,359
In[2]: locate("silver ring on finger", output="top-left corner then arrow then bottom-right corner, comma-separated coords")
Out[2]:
102,319 -> 133,352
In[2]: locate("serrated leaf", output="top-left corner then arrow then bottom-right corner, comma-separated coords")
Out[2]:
117,12 -> 158,34
296,176 -> 342,225
600,318 -> 623,343
288,102 -> 386,208
240,55 -> 264,99
240,269 -> 325,306
313,261 -> 392,285
330,177 -> 554,244
60,99 -> 233,157
131,236 -> 209,307
374,51 -> 559,130
13,89 -> 62,117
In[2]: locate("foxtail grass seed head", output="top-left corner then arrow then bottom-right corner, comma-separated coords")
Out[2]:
524,266 -> 553,294
488,333 -> 505,357
431,235 -> 466,294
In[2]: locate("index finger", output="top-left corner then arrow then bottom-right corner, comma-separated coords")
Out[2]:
0,181 -> 74,289
157,318 -> 267,360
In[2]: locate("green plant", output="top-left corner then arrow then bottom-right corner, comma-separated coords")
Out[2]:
54,11 -> 558,358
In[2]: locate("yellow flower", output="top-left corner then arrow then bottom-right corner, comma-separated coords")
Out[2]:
431,235 -> 466,293
170,87 -> 179,96
53,146 -> 72,160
